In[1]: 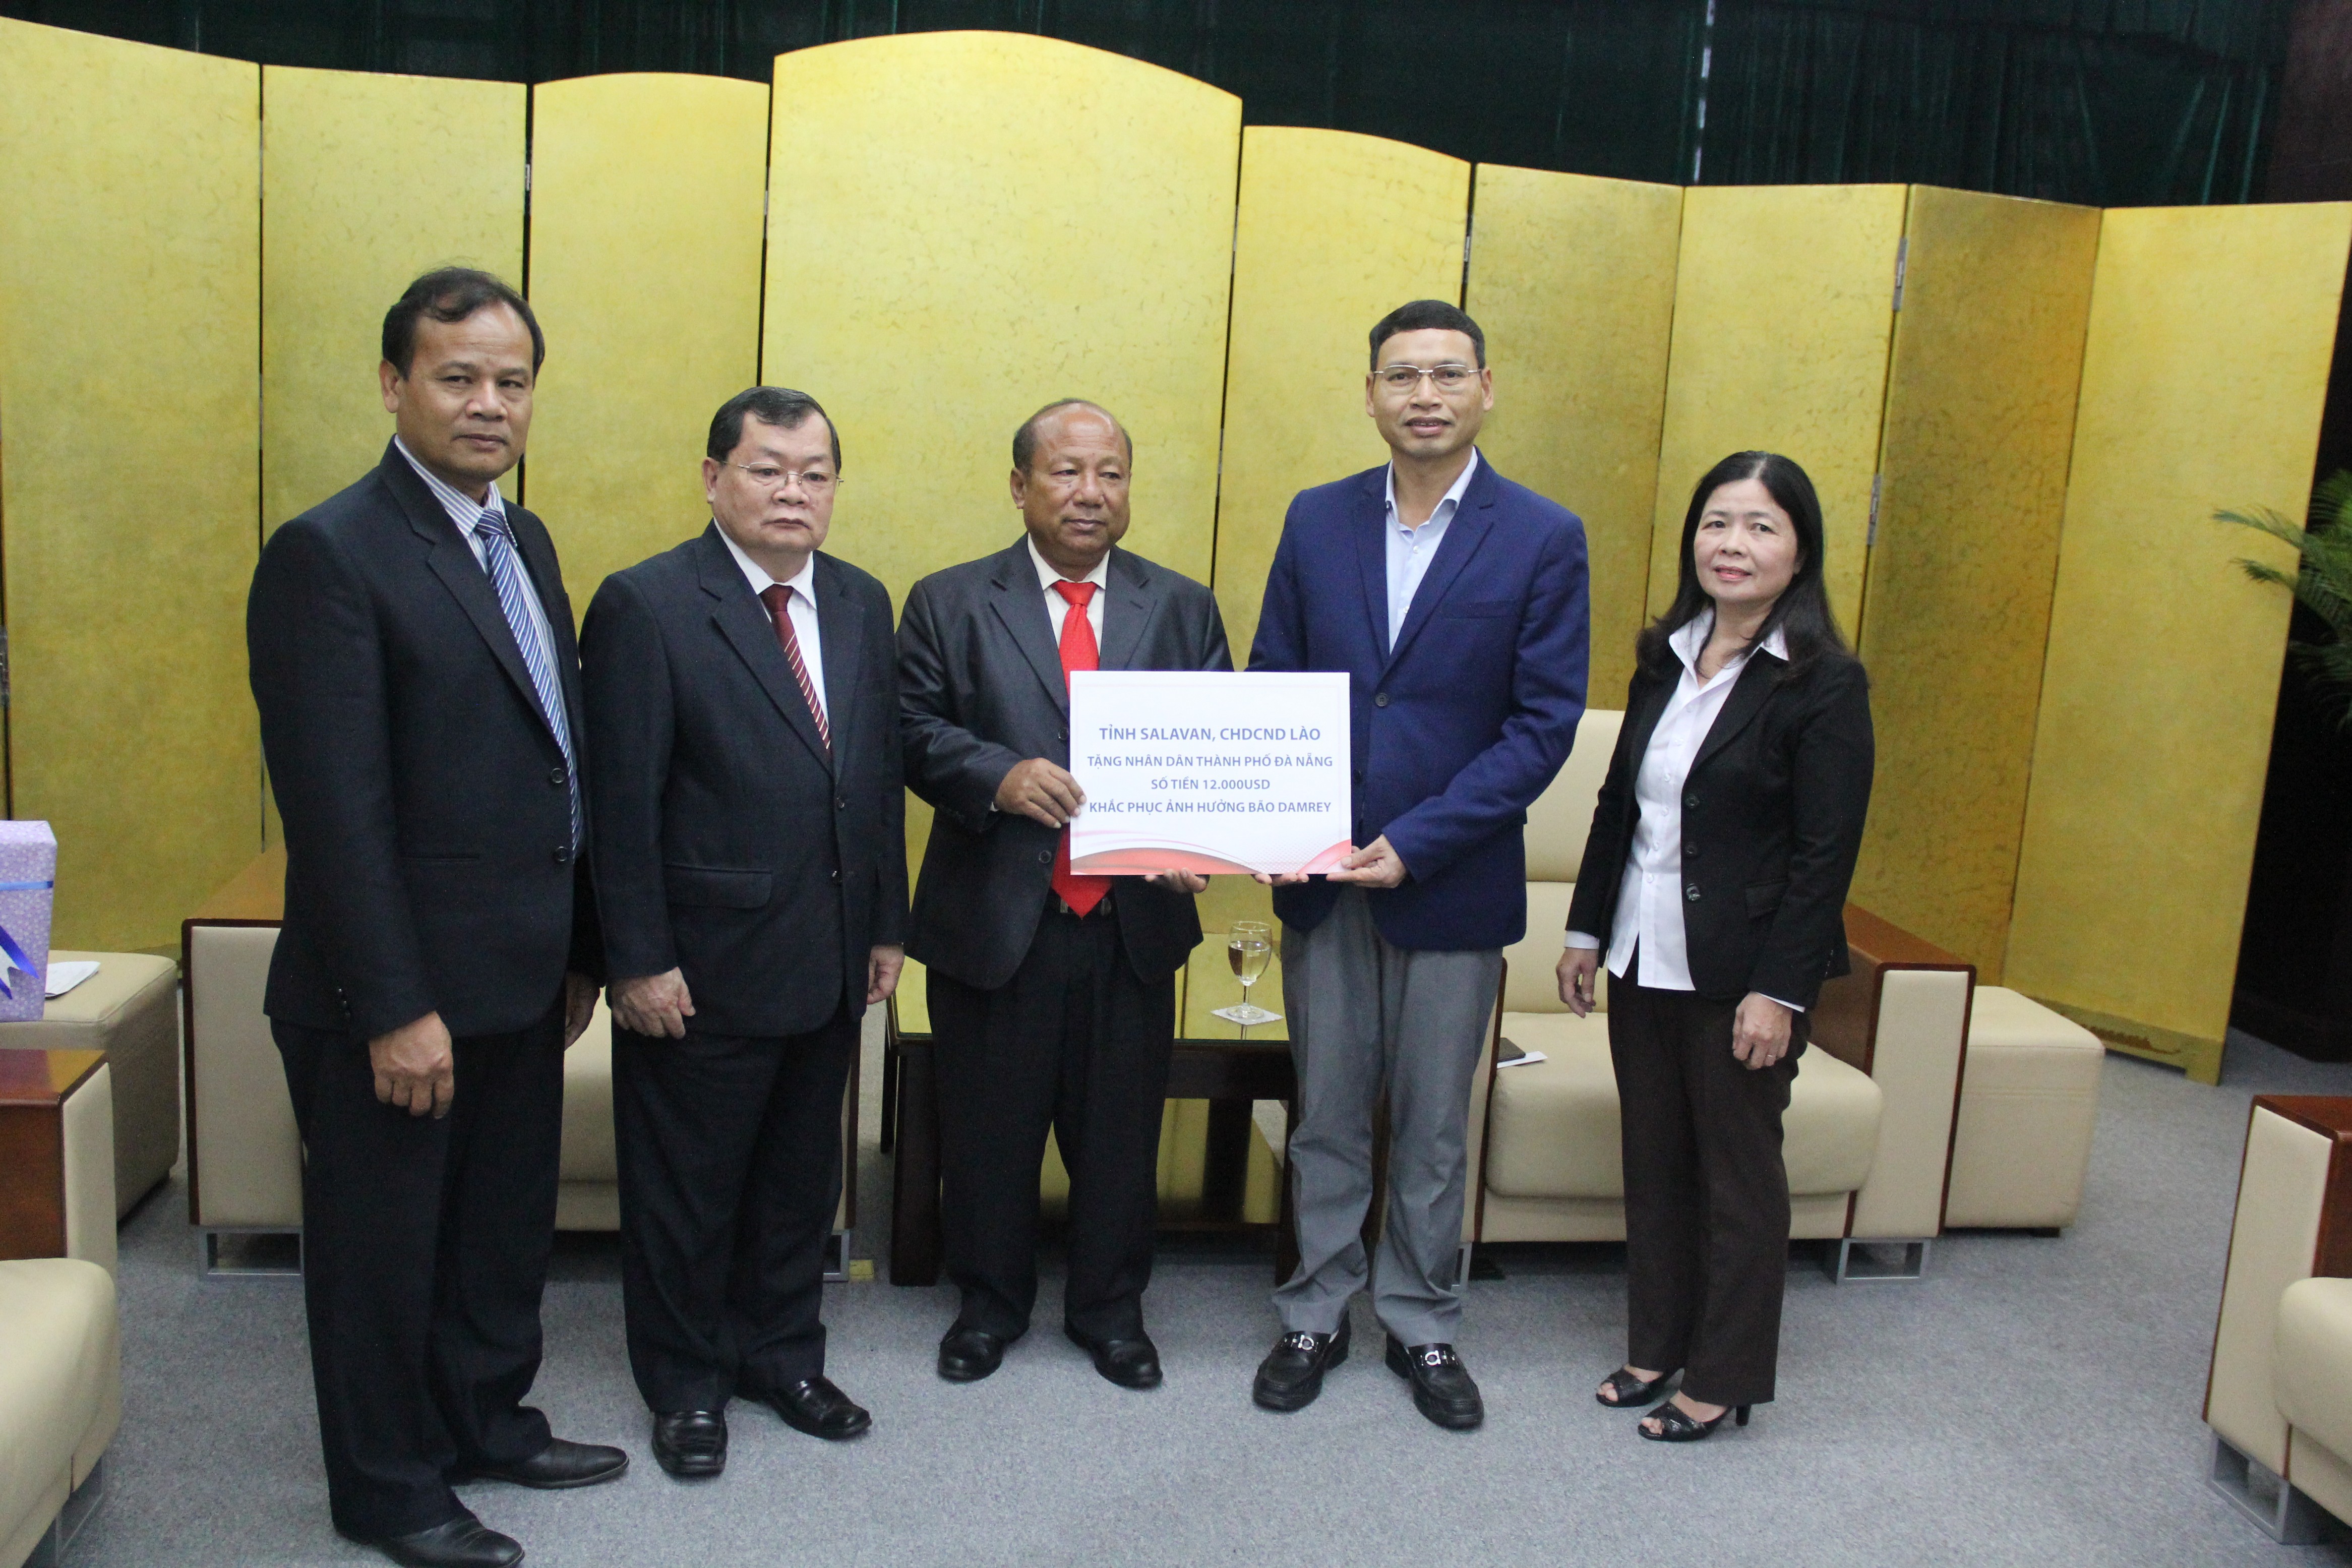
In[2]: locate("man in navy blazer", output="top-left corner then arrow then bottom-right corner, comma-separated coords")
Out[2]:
1247,301 -> 1588,1429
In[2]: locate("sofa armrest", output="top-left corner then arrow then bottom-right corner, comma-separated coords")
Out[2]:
1815,905 -> 1974,1240
0,1051 -> 116,1273
2208,1097 -> 2352,1472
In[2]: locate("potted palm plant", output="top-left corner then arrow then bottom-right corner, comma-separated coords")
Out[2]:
2222,471 -> 2352,722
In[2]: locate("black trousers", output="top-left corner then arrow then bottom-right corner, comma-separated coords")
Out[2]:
930,899 -> 1174,1342
1607,970 -> 1798,1409
613,1007 -> 857,1413
274,1004 -> 565,1541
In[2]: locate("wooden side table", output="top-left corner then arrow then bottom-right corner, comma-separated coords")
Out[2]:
885,1000 -> 1299,1286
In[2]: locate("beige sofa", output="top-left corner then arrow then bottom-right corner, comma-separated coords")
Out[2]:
1466,709 -> 2103,1277
0,951 -> 183,1220
183,850 -> 850,1273
2205,1095 -> 2352,1542
0,1048 -> 122,1568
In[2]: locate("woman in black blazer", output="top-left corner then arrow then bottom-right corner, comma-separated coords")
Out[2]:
1556,451 -> 1873,1441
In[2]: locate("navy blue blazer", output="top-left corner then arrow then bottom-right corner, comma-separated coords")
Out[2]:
1249,453 -> 1589,951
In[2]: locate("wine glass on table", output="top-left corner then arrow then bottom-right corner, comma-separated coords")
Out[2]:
1213,920 -> 1281,1035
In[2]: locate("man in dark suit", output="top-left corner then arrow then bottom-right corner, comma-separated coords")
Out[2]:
247,268 -> 624,1568
898,399 -> 1231,1389
581,387 -> 904,1479
1247,301 -> 1588,1429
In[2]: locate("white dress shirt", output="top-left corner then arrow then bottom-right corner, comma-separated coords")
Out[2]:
393,437 -> 562,675
1566,611 -> 1802,1010
718,525 -> 827,727
1382,448 -> 1479,648
1029,536 -> 1109,646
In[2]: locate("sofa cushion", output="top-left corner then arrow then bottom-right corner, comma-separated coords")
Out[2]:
2277,1276 -> 2352,1464
559,1006 -> 618,1184
0,1258 -> 115,1559
1484,1010 -> 1882,1199
1944,986 -> 2104,1229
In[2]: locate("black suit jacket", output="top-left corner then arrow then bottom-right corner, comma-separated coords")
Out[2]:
580,525 -> 906,1037
1565,646 -> 1874,1012
248,440 -> 599,1041
898,540 -> 1232,991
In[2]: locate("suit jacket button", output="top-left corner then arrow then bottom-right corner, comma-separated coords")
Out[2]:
830,869 -> 841,883
1683,793 -> 1699,810
836,797 -> 848,811
1684,843 -> 1698,857
549,766 -> 566,787
1038,850 -> 1053,864
1374,693 -> 1390,708
1685,886 -> 1701,902
1058,729 -> 1068,741
554,846 -> 572,864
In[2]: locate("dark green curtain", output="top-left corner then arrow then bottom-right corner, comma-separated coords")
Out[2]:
0,0 -> 2288,204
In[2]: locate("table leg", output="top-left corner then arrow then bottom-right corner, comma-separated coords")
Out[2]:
1275,1094 -> 1300,1286
888,1039 -> 942,1286
879,1039 -> 898,1154
1201,1098 -> 1251,1221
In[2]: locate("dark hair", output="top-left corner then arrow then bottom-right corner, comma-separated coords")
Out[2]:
1368,299 -> 1485,369
1636,451 -> 1850,682
1011,398 -> 1132,473
381,267 -> 544,377
706,387 -> 841,471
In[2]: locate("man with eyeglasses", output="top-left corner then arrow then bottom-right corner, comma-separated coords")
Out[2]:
579,387 -> 906,1478
1247,300 -> 1588,1428
898,399 -> 1230,1391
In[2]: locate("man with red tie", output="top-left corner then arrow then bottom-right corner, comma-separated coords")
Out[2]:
581,387 -> 905,1478
898,399 -> 1232,1389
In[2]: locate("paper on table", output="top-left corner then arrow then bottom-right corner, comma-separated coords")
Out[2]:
1495,1049 -> 1548,1068
1067,670 -> 1352,876
45,959 -> 99,998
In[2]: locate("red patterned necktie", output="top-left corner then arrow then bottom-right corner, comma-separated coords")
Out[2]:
1051,579 -> 1111,917
758,584 -> 830,752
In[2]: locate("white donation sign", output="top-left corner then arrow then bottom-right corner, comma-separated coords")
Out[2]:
1067,670 -> 1352,878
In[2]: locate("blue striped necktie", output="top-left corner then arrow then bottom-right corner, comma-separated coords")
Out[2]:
473,509 -> 582,849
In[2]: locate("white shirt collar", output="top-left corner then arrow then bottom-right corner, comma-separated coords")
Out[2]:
1669,608 -> 1790,675
1028,535 -> 1111,594
393,435 -> 505,529
1382,447 -> 1479,529
716,522 -> 817,604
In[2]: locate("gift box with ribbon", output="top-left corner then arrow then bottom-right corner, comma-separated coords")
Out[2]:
0,820 -> 57,1021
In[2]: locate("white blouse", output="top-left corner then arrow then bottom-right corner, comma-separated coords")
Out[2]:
1565,612 -> 1801,1010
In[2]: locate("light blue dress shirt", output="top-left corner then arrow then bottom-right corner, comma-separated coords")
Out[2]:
1382,448 -> 1479,650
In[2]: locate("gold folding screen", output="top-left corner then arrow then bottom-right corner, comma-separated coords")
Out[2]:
0,22 -> 261,951
261,66 -> 525,534
523,74 -> 769,609
1847,187 -> 2100,979
1648,185 -> 1908,636
759,32 -> 1239,603
2005,202 -> 2352,1083
1463,165 -> 1681,708
1214,127 -> 1472,668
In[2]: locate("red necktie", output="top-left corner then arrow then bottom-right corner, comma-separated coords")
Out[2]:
758,584 -> 830,752
1051,579 -> 1111,917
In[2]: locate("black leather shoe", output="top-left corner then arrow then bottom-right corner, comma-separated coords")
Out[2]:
1384,1333 -> 1484,1430
938,1327 -> 1007,1382
362,1516 -> 523,1568
1253,1315 -> 1352,1412
1066,1323 -> 1163,1390
456,1437 -> 628,1489
764,1376 -> 872,1440
651,1410 -> 727,1478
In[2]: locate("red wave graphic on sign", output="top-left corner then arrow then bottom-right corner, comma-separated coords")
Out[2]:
1070,838 -> 1356,877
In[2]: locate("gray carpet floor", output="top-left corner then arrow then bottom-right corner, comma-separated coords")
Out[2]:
64,1029 -> 2352,1567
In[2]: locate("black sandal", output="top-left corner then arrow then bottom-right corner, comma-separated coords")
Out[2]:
1595,1367 -> 1675,1409
1637,1399 -> 1751,1441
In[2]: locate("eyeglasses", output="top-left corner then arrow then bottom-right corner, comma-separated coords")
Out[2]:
1374,363 -> 1480,392
729,463 -> 840,495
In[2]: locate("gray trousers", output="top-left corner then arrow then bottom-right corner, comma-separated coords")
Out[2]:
1273,888 -> 1502,1346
